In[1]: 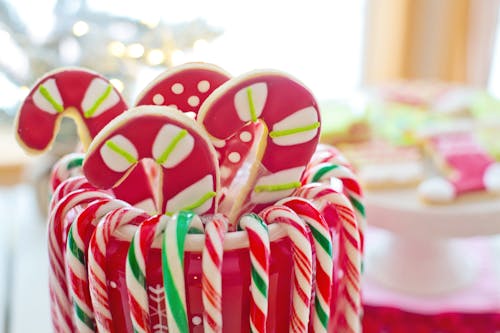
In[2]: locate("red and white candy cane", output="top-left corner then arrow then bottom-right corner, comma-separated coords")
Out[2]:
202,215 -> 228,333
301,162 -> 366,253
277,197 -> 334,333
198,71 -> 321,224
88,206 -> 149,333
66,198 -> 128,333
307,144 -> 352,171
16,68 -> 127,152
83,105 -> 220,216
51,153 -> 85,192
237,213 -> 270,333
259,206 -> 313,333
296,184 -> 361,333
50,175 -> 97,213
135,62 -> 231,118
48,188 -> 113,333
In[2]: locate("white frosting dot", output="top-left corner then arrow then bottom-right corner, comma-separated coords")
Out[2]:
228,152 -> 241,163
239,131 -> 252,142
152,93 -> 164,105
171,83 -> 184,94
109,281 -> 117,289
418,177 -> 455,203
197,80 -> 210,93
192,316 -> 202,325
484,163 -> 500,193
188,95 -> 200,107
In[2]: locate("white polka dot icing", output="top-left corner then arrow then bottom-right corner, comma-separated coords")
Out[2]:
153,93 -> 164,105
197,80 -> 210,93
228,151 -> 241,163
188,95 -> 200,107
239,131 -> 252,142
171,83 -> 184,94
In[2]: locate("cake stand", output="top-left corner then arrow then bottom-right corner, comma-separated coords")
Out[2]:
364,188 -> 500,295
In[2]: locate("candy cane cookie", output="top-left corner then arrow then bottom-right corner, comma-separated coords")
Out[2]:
259,206 -> 313,333
83,105 -> 220,216
277,197 -> 333,333
66,198 -> 129,333
48,188 -> 113,333
16,68 -> 127,153
296,184 -> 361,333
198,70 -> 321,223
88,206 -> 150,333
135,62 -> 231,118
418,131 -> 500,203
237,214 -> 270,333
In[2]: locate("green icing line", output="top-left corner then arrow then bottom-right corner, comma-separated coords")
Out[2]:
315,295 -> 328,328
84,84 -> 113,118
349,194 -> 366,218
312,164 -> 339,183
128,237 -> 145,285
254,181 -> 301,193
309,224 -> 332,256
156,130 -> 188,165
251,267 -> 268,298
74,302 -> 96,330
39,85 -> 64,113
67,157 -> 84,170
269,122 -> 320,138
246,87 -> 258,122
106,140 -> 137,164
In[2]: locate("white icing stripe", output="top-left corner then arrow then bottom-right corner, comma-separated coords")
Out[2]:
33,78 -> 64,114
81,78 -> 120,118
100,135 -> 138,172
165,175 -> 215,215
234,82 -> 267,122
152,124 -> 194,169
270,106 -> 319,146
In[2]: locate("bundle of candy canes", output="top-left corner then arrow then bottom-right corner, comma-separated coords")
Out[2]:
15,64 -> 366,333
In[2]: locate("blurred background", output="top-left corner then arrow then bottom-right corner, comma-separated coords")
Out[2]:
0,0 -> 499,332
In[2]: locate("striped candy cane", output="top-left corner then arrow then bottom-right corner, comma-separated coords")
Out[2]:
202,215 -> 228,333
296,184 -> 361,333
48,188 -> 112,333
51,153 -> 85,192
307,144 -> 352,170
237,214 -> 270,333
259,206 -> 313,333
66,198 -> 128,333
161,211 -> 202,333
88,206 -> 149,333
50,175 -> 97,213
126,215 -> 165,333
277,197 -> 333,333
301,162 -> 365,253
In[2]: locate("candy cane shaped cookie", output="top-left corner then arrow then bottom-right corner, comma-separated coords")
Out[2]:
16,68 -> 127,152
162,211 -> 203,333
66,198 -> 129,333
136,62 -> 231,118
296,184 -> 361,333
259,206 -> 313,333
302,162 -> 366,253
198,70 -> 321,223
88,206 -> 149,333
83,105 -> 219,216
202,215 -> 228,333
48,188 -> 113,333
277,197 -> 333,333
237,214 -> 270,333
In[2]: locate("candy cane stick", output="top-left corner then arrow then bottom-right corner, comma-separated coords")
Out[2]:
296,184 -> 361,333
51,153 -> 85,192
237,213 -> 270,333
48,188 -> 113,333
66,198 -> 128,333
83,106 -> 220,216
162,211 -> 202,333
198,71 -> 321,224
50,175 -> 97,213
301,162 -> 366,253
88,206 -> 149,333
202,215 -> 228,333
307,144 -> 352,170
277,197 -> 333,333
259,206 -> 313,333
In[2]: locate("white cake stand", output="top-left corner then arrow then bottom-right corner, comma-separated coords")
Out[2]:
364,188 -> 500,295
